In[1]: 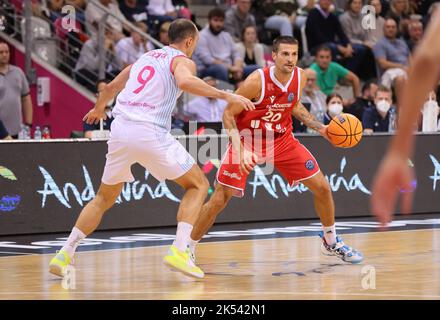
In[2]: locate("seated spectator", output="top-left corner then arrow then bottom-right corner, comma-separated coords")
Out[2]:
47,0 -> 64,22
0,119 -> 12,140
362,85 -> 394,134
258,0 -> 298,37
225,0 -> 256,42
387,0 -> 412,35
83,80 -> 115,138
339,0 -> 377,79
158,21 -> 171,45
236,25 -> 265,78
119,0 -> 148,25
373,18 -> 410,101
0,41 -> 33,138
194,8 -> 244,84
324,93 -> 344,125
147,0 -> 177,35
406,19 -> 423,52
65,0 -> 87,29
115,23 -> 154,67
74,27 -> 122,92
301,68 -> 327,126
183,77 -> 228,122
310,45 -> 361,104
306,0 -> 368,77
346,81 -> 378,121
85,0 -> 127,40
367,0 -> 386,45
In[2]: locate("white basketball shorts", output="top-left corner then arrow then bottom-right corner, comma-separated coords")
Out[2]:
101,117 -> 195,185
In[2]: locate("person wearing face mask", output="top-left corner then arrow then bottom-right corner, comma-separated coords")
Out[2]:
362,85 -> 394,134
324,93 -> 344,125
421,91 -> 440,132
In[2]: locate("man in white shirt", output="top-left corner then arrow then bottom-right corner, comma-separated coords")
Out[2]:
85,0 -> 127,40
184,77 -> 228,122
115,23 -> 154,67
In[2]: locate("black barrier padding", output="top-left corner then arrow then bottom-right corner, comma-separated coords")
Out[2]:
0,134 -> 439,235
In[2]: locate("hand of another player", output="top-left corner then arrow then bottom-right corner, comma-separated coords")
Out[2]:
225,93 -> 255,111
240,147 -> 258,175
83,107 -> 107,125
371,152 -> 415,227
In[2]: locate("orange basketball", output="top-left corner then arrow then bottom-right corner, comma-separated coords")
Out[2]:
327,113 -> 363,148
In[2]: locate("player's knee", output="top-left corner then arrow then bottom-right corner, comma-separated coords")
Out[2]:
315,180 -> 332,198
94,193 -> 116,211
197,175 -> 210,194
209,187 -> 232,212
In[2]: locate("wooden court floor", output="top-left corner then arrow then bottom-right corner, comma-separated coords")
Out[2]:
0,228 -> 439,300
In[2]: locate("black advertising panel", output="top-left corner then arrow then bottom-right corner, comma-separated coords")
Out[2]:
0,134 -> 439,235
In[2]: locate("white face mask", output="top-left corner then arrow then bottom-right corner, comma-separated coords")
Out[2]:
376,100 -> 391,113
328,103 -> 343,117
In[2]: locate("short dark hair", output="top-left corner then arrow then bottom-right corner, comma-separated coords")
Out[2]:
315,45 -> 332,55
375,85 -> 392,96
241,24 -> 256,41
208,7 -> 225,20
168,19 -> 198,44
362,80 -> 377,94
272,36 -> 298,52
326,93 -> 343,105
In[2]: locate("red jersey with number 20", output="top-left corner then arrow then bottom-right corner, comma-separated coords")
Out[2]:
235,66 -> 302,138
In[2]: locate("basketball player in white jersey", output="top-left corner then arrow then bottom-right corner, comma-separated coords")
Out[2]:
371,9 -> 440,225
49,19 -> 254,279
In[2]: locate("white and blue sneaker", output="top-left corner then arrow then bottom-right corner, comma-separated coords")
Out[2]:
319,232 -> 363,264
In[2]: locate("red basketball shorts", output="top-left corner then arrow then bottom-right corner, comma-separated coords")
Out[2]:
216,133 -> 320,197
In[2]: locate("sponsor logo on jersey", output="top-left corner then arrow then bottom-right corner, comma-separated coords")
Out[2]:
223,170 -> 241,180
270,96 -> 276,104
288,92 -> 295,103
305,160 -> 315,170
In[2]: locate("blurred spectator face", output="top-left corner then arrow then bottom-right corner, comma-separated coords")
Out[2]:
131,31 -> 143,45
408,21 -> 423,41
315,48 -> 332,70
350,0 -> 363,14
384,19 -> 398,38
327,96 -> 344,116
99,0 -> 111,6
0,43 -> 10,65
392,0 -> 407,14
243,26 -> 257,43
370,0 -> 382,15
159,22 -> 171,45
237,0 -> 252,14
209,16 -> 225,35
304,69 -> 318,93
272,43 -> 298,74
375,89 -> 393,107
66,0 -> 86,9
49,0 -> 64,11
319,0 -> 333,11
125,0 -> 137,7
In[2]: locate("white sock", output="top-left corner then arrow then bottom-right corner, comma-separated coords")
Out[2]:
173,222 -> 193,252
323,224 -> 337,246
188,238 -> 199,256
61,227 -> 86,258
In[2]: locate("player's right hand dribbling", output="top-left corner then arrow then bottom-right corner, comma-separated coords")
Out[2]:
225,93 -> 255,111
83,108 -> 107,125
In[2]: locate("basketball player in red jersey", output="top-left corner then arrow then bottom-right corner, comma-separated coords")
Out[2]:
188,36 -> 363,267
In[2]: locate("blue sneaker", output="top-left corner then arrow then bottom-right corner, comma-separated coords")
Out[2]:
319,232 -> 363,264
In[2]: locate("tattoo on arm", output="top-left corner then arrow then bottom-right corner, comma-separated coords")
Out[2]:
292,103 -> 324,131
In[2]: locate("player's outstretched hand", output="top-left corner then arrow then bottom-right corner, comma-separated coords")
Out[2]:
371,152 -> 415,226
83,108 -> 107,125
225,92 -> 255,111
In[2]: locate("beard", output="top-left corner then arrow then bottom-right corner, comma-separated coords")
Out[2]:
209,25 -> 223,35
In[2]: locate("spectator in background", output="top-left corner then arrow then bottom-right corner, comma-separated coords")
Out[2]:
65,0 -> 87,28
74,27 -> 122,92
324,93 -> 345,125
339,0 -> 377,79
346,81 -> 378,121
236,25 -> 265,78
301,68 -> 327,126
224,0 -> 256,42
406,19 -> 423,52
83,79 -> 115,138
47,0 -> 64,22
373,18 -> 410,100
310,45 -> 361,104
147,0 -> 177,30
158,21 -> 171,45
119,0 -> 148,25
194,8 -> 244,84
387,0 -> 412,35
85,0 -> 127,40
183,77 -> 228,122
0,119 -> 12,140
115,23 -> 154,67
0,41 -> 33,139
363,85 -> 394,133
260,0 -> 298,37
367,0 -> 386,45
